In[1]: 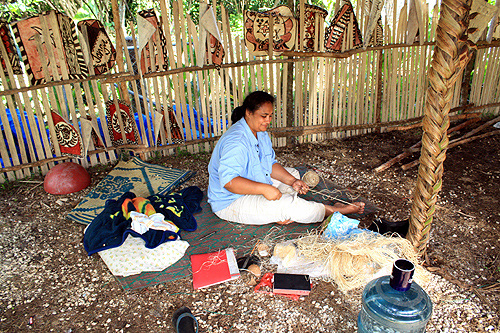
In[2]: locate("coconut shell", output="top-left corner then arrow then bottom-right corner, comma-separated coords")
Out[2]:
247,264 -> 261,278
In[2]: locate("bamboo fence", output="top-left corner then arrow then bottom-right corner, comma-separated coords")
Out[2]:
0,0 -> 499,182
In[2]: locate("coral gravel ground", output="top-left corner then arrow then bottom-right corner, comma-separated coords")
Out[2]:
0,123 -> 499,332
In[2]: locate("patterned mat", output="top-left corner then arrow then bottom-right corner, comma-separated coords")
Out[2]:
67,157 -> 194,225
114,196 -> 321,290
114,167 -> 379,290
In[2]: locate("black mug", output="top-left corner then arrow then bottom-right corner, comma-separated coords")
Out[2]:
389,259 -> 415,292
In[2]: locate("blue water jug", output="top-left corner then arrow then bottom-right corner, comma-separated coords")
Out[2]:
358,259 -> 433,332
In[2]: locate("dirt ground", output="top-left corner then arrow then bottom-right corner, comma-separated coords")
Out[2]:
0,120 -> 499,332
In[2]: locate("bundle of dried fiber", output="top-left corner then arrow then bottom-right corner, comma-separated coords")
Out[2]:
296,230 -> 426,293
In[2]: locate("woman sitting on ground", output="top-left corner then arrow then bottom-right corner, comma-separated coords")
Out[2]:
207,91 -> 365,225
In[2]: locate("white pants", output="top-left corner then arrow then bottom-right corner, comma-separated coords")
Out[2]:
214,168 -> 325,225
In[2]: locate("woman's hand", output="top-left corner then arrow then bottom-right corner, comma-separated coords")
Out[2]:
291,179 -> 309,195
262,185 -> 282,200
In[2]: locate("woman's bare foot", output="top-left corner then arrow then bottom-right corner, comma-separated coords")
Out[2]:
276,219 -> 293,225
325,202 -> 365,216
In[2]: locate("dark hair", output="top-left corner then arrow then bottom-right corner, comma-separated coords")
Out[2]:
231,91 -> 275,124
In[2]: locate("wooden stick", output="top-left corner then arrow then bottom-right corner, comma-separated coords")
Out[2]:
388,112 -> 481,131
0,144 -> 146,174
2,41 -> 499,98
173,0 -> 194,151
221,6 -> 232,135
187,15 -> 208,151
454,114 -> 500,140
77,25 -> 113,165
374,118 -> 481,173
268,111 -> 480,137
0,40 -> 33,179
86,27 -> 117,162
127,136 -> 220,154
178,1 -> 198,152
448,130 -> 500,149
128,22 -> 153,149
110,0 -> 130,104
32,33 -> 62,158
148,35 -> 167,147
401,130 -> 500,171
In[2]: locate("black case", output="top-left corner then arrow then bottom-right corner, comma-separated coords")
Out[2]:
273,273 -> 311,295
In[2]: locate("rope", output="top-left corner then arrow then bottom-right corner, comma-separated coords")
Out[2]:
408,0 -> 475,256
302,170 -> 320,188
301,170 -> 360,207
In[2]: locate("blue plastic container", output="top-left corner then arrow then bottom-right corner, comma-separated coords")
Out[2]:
358,259 -> 433,332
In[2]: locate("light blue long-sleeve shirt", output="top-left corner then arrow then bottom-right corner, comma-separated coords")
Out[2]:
207,118 -> 277,212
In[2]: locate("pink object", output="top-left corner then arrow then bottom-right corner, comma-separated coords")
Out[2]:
44,162 -> 91,195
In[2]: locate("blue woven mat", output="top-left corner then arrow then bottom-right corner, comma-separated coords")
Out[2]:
67,157 -> 194,225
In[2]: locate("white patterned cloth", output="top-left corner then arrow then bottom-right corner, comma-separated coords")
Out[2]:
98,235 -> 189,276
130,211 -> 180,234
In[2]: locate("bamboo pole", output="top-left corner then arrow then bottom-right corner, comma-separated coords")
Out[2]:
0,144 -> 146,174
0,98 -> 23,179
129,22 -> 155,151
110,0 -> 130,104
374,49 -> 384,133
0,39 -> 37,177
221,6 -> 233,138
147,37 -> 167,147
2,41 -> 499,98
173,0 -> 195,151
32,34 -> 63,159
190,22 -> 212,151
234,36 -> 244,105
0,111 -> 15,180
47,12 -> 96,167
178,1 -> 199,152
268,111 -> 480,138
77,24 -> 114,165
187,15 -> 208,151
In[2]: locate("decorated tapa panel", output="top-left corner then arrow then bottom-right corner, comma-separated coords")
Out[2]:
0,21 -> 22,75
12,11 -> 88,86
199,3 -> 225,70
297,4 -> 328,51
137,9 -> 168,74
166,106 -> 184,144
51,111 -> 84,158
364,0 -> 385,48
105,100 -> 140,146
244,5 -> 297,56
77,19 -> 116,75
324,1 -> 363,52
207,33 -> 225,69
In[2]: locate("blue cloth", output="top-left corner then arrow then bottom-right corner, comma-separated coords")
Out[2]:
323,212 -> 363,239
207,118 -> 277,212
83,186 -> 203,255
148,186 -> 203,232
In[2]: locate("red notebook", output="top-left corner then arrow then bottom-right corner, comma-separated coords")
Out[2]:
191,248 -> 240,290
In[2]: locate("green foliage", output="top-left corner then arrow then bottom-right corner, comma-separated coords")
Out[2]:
148,151 -> 164,164
176,148 -> 192,157
1,0 -> 58,22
